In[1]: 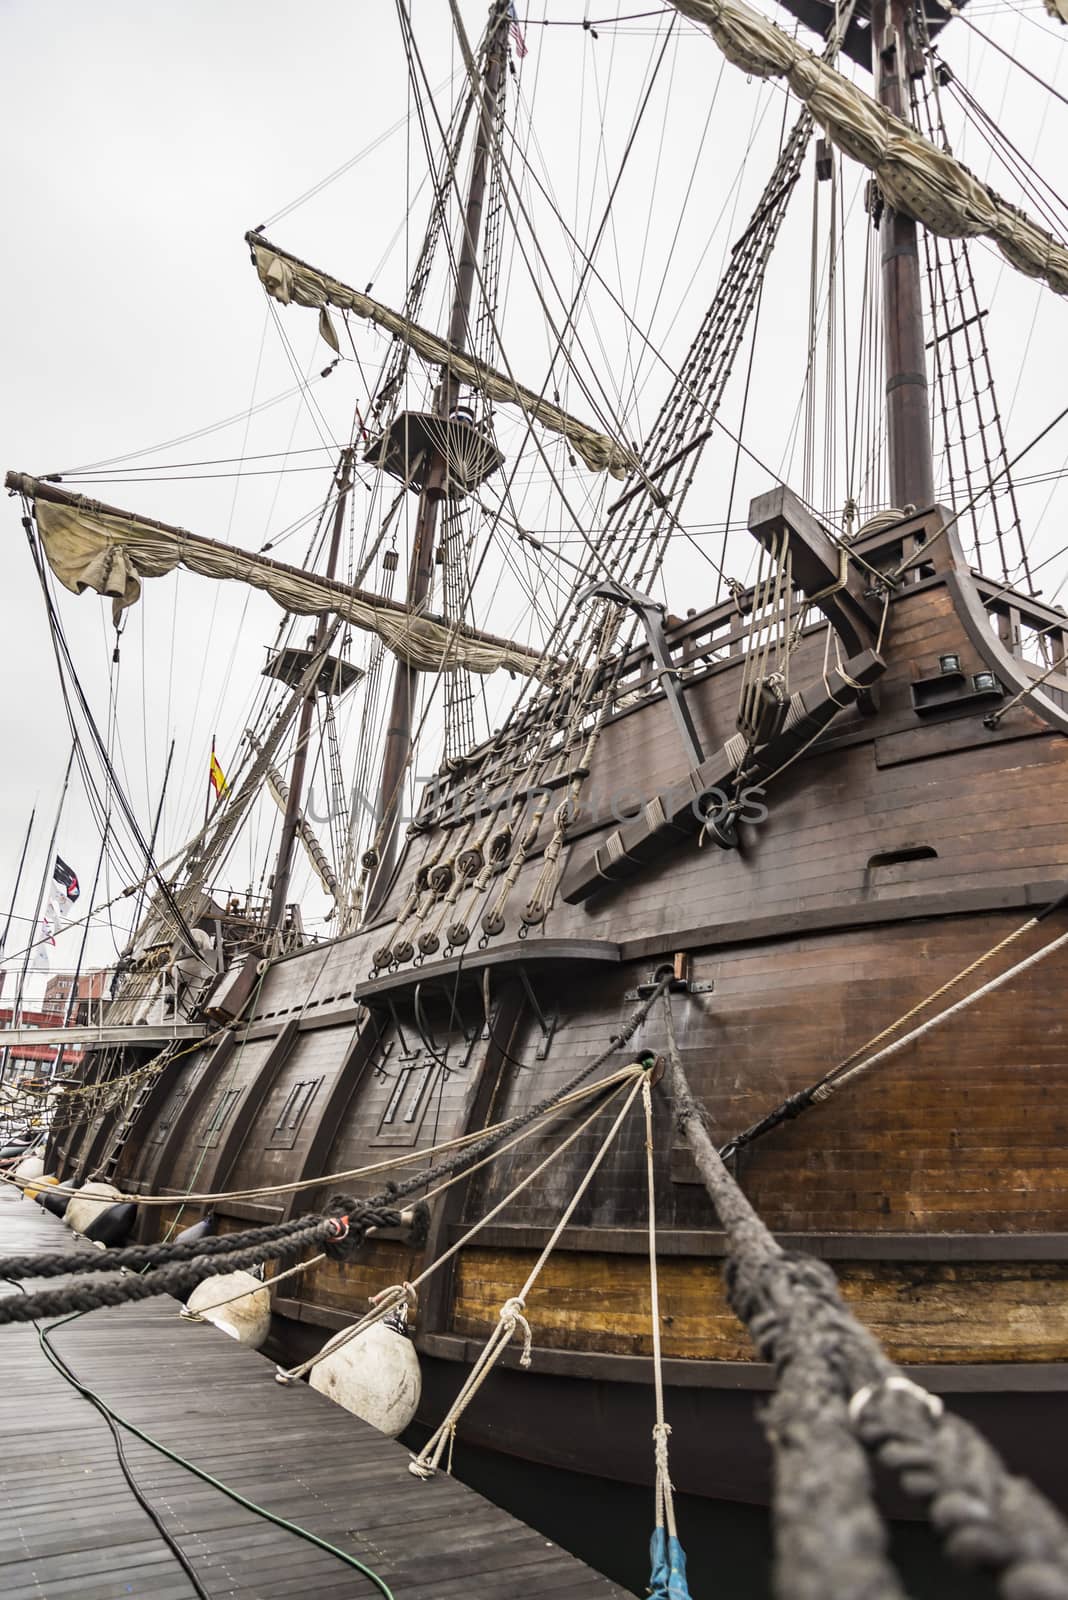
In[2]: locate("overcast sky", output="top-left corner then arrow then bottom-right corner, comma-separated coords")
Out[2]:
1,0 -> 1065,996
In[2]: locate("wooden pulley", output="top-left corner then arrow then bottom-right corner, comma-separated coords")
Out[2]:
427,864 -> 453,894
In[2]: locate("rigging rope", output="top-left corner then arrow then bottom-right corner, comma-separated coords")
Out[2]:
275,1069 -> 642,1385
642,1074 -> 692,1600
409,1066 -> 649,1478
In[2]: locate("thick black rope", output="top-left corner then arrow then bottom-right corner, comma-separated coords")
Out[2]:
0,980 -> 671,1323
663,995 -> 1068,1600
0,1201 -> 402,1327
0,1212 -> 331,1282
719,884 -> 1068,1165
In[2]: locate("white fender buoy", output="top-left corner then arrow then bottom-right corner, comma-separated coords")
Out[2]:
65,1181 -> 123,1235
14,1154 -> 46,1183
310,1320 -> 422,1437
23,1171 -> 58,1201
181,1271 -> 271,1348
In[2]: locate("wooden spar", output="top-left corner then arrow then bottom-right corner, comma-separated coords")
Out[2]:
5,472 -> 543,668
872,0 -> 936,511
367,5 -> 510,914
265,450 -> 353,938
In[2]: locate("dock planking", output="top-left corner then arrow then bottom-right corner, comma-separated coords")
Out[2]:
0,1194 -> 634,1600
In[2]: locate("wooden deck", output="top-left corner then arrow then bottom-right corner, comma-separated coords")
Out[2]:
0,1193 -> 634,1600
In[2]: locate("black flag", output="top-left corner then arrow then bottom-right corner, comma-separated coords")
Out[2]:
53,856 -> 80,902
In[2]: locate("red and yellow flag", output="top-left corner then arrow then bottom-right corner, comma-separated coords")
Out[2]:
209,751 -> 229,799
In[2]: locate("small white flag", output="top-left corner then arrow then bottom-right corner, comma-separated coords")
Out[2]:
30,918 -> 54,972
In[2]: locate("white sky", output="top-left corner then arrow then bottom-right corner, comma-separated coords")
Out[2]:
1,0 -> 1066,996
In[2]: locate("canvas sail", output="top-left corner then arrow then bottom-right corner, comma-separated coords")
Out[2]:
10,478 -> 546,678
247,236 -> 637,479
669,0 -> 1068,297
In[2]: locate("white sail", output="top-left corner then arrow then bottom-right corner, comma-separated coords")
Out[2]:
11,480 -> 546,679
248,237 -> 638,480
669,0 -> 1068,297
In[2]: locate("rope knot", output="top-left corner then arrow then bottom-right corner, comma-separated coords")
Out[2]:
500,1296 -> 533,1367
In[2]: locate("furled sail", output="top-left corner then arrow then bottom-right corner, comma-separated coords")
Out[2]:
8,476 -> 546,678
669,0 -> 1068,298
247,235 -> 637,480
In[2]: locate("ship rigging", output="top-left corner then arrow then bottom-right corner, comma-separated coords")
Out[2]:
2,1 -> 1068,1594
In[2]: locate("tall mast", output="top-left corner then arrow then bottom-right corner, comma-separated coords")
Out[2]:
13,743 -> 75,1028
367,2 -> 509,915
265,448 -> 355,938
872,0 -> 936,511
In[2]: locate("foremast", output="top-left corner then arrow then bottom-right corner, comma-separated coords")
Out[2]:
367,0 -> 511,915
264,448 -> 355,939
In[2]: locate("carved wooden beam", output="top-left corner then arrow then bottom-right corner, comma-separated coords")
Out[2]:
748,485 -> 885,657
560,648 -> 886,903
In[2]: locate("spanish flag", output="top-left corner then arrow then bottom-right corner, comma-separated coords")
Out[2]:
209,750 -> 229,799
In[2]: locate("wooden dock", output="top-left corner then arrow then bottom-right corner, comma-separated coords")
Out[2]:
0,1193 -> 634,1599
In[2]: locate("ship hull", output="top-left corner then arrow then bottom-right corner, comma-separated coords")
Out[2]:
49,509 -> 1068,1508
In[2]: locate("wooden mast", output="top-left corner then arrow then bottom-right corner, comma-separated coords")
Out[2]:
265,448 -> 355,939
367,3 -> 509,916
872,0 -> 936,511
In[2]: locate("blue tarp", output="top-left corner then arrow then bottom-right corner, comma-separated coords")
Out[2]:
648,1528 -> 691,1599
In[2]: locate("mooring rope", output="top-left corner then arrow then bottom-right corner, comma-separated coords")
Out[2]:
275,1068 -> 642,1384
0,1207 -> 379,1326
642,1065 -> 693,1598
663,993 -> 1068,1600
409,1067 -> 650,1479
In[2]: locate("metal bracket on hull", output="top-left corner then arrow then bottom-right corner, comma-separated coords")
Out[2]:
625,957 -> 714,1004
561,647 -> 886,903
576,575 -> 705,770
625,981 -> 713,1003
517,965 -> 558,1060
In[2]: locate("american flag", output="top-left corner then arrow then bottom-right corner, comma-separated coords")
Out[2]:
508,4 -> 528,58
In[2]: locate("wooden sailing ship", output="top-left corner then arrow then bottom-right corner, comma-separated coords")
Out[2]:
8,0 -> 1068,1512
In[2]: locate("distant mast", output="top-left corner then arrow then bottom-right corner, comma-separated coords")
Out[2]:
265,447 -> 355,940
367,0 -> 510,914
0,807 -> 35,993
